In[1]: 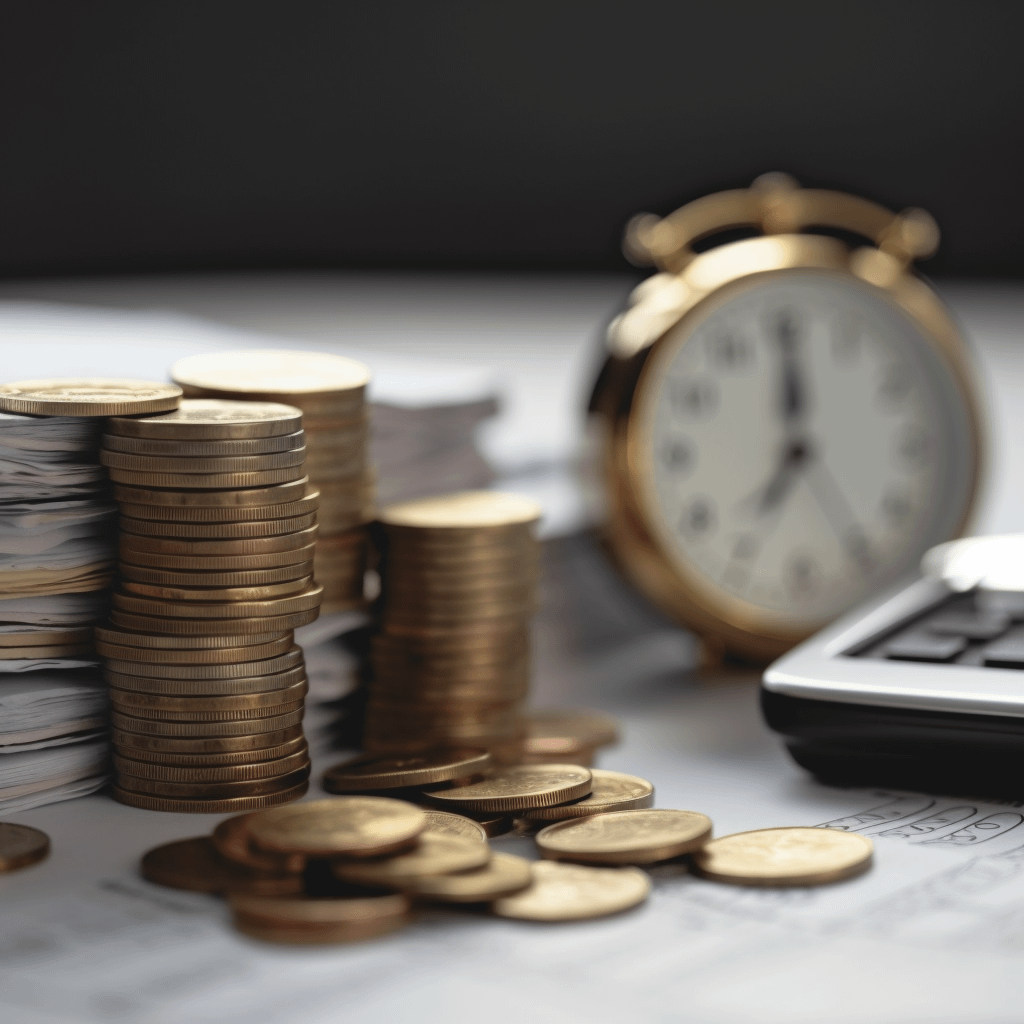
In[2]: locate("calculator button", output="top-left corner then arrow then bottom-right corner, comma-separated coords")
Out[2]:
925,610 -> 1010,641
885,633 -> 968,662
982,629 -> 1024,667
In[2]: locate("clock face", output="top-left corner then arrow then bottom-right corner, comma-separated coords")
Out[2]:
635,269 -> 978,630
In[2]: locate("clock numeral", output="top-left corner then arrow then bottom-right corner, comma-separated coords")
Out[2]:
785,551 -> 821,594
671,378 -> 718,419
876,364 -> 913,410
661,437 -> 695,474
731,533 -> 759,561
680,496 -> 716,539
708,333 -> 752,371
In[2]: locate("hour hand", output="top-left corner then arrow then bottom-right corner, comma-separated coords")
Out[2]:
743,439 -> 811,517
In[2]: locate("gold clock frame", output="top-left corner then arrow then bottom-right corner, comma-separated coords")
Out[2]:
590,175 -> 986,662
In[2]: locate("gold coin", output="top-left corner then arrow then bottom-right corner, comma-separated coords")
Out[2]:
303,412 -> 369,433
410,852 -> 532,903
322,749 -> 491,792
107,399 -> 302,439
110,696 -> 305,723
110,606 -> 318,635
245,796 -> 426,859
120,577 -> 312,602
111,707 -> 304,737
334,833 -> 490,887
691,827 -> 874,887
119,526 -> 318,557
122,512 -> 318,541
112,724 -> 304,754
371,632 -> 529,661
95,625 -> 289,650
491,861 -> 651,921
97,635 -> 295,664
117,764 -> 310,800
111,583 -> 322,619
140,837 -> 302,895
119,490 -> 319,523
381,603 -> 536,626
520,770 -> 654,822
112,780 -> 308,813
381,543 -> 539,569
102,449 -> 307,475
0,628 -> 92,647
127,735 -> 306,767
117,747 -> 310,783
230,888 -> 409,927
113,476 -> 309,507
105,671 -> 306,700
0,823 -> 50,873
424,765 -> 591,813
536,808 -> 712,865
103,429 -> 306,457
420,810 -> 488,843
370,663 -> 530,690
213,813 -> 305,872
111,678 -> 306,713
172,349 -> 370,400
108,465 -> 307,490
526,709 -> 620,754
0,643 -> 95,659
379,491 -> 541,533
118,560 -> 315,588
103,646 -> 302,678
519,744 -> 597,768
232,912 -> 407,946
380,618 -> 531,642
455,810 -> 514,837
0,378 -> 181,417
119,543 -> 316,570
317,508 -> 374,533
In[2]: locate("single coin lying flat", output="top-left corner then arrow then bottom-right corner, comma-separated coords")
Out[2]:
379,491 -> 542,530
0,823 -> 50,873
536,808 -> 712,865
333,833 -> 491,887
691,827 -> 873,886
322,748 -> 491,792
492,860 -> 651,921
521,769 -> 654,821
140,837 -> 302,896
411,852 -> 533,903
425,764 -> 592,813
421,811 -> 488,843
244,796 -> 426,860
0,378 -> 181,417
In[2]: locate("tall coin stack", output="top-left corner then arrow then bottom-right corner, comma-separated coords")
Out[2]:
96,400 -> 322,813
365,492 -> 542,763
170,352 -> 373,615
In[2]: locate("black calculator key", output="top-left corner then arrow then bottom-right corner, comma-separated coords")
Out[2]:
885,633 -> 968,663
982,629 -> 1024,667
926,610 -> 1010,641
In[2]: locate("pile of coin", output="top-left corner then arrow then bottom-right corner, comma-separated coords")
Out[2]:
171,351 -> 374,615
365,491 -> 541,762
96,399 -> 323,812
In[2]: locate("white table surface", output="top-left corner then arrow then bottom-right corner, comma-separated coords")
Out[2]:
0,273 -> 1023,1024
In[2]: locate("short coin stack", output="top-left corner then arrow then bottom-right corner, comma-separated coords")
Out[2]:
171,351 -> 374,615
366,492 -> 542,762
96,399 -> 323,812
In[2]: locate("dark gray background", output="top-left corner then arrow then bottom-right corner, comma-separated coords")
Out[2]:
2,2 -> 1021,277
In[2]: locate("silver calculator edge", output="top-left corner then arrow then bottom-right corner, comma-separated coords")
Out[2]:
762,576 -> 1024,719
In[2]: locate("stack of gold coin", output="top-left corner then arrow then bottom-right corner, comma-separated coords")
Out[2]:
97,399 -> 322,812
170,351 -> 373,615
365,491 -> 542,762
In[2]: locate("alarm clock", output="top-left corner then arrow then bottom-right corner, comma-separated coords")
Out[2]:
589,174 -> 985,662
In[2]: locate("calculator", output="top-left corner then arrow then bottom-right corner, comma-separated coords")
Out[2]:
762,535 -> 1024,796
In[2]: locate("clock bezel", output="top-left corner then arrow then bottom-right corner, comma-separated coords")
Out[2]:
595,233 -> 985,661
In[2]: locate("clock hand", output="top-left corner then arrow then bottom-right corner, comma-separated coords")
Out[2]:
740,438 -> 812,517
804,459 -> 873,569
776,310 -> 806,425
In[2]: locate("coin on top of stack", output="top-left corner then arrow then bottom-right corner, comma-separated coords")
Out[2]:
97,399 -> 322,812
171,351 -> 373,615
365,491 -> 541,764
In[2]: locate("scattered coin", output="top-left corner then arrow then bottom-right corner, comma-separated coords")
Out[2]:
421,811 -> 488,843
491,861 -> 651,921
140,837 -> 303,895
425,765 -> 592,813
410,852 -> 533,903
322,749 -> 492,792
520,769 -> 655,821
691,827 -> 874,886
212,813 -> 306,873
0,378 -> 181,417
245,797 -> 426,860
0,823 -> 50,873
535,808 -> 712,865
523,708 -> 619,765
333,833 -> 491,886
